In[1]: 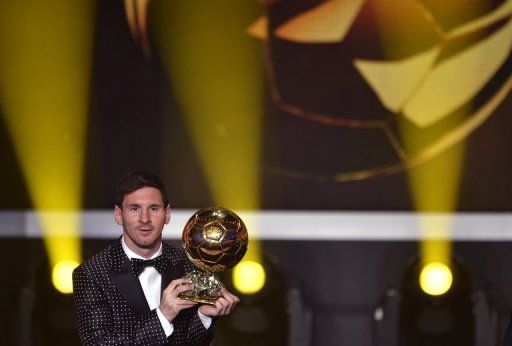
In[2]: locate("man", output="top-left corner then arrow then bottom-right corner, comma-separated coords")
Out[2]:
73,171 -> 239,345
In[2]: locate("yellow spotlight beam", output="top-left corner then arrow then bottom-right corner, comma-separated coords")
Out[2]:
369,0 -> 504,270
406,141 -> 465,265
150,0 -> 264,268
0,0 -> 96,290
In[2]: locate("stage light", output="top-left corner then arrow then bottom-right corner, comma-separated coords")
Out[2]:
52,259 -> 80,294
33,258 -> 81,344
419,262 -> 453,296
400,257 -> 474,346
232,260 -> 266,294
218,255 -> 288,345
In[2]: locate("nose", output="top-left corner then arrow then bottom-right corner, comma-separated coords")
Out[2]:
139,209 -> 150,224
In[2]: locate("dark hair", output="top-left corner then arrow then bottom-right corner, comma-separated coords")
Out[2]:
114,171 -> 169,207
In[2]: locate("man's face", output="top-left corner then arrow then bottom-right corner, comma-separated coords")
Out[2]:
114,186 -> 170,257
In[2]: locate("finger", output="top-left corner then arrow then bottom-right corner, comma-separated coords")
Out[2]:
221,294 -> 235,309
222,292 -> 240,313
173,302 -> 198,313
213,299 -> 223,313
170,278 -> 192,288
221,287 -> 236,298
175,299 -> 197,307
222,290 -> 237,304
215,297 -> 229,315
173,283 -> 195,296
224,298 -> 236,314
162,284 -> 193,302
221,288 -> 239,305
163,278 -> 191,293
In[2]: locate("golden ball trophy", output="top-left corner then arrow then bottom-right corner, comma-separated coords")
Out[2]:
178,207 -> 248,305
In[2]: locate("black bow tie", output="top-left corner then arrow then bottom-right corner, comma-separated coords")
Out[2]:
131,255 -> 169,276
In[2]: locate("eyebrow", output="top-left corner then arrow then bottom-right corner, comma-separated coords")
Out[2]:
124,203 -> 162,208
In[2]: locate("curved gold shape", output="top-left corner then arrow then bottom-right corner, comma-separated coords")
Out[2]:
180,207 -> 249,304
258,0 -> 512,181
266,74 -> 512,182
182,207 -> 248,272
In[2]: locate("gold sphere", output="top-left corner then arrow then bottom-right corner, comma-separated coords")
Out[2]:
182,207 -> 248,272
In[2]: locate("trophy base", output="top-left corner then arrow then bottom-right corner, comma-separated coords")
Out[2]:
178,293 -> 219,305
177,269 -> 223,305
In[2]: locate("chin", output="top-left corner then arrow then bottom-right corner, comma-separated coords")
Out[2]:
137,239 -> 159,249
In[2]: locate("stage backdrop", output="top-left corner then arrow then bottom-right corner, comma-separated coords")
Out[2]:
0,0 -> 510,212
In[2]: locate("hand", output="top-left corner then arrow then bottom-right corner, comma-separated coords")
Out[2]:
159,278 -> 197,322
198,287 -> 240,317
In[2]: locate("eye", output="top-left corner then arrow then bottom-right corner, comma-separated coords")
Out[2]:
150,206 -> 160,212
130,206 -> 139,212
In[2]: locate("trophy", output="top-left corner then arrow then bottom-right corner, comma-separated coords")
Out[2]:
178,207 -> 248,305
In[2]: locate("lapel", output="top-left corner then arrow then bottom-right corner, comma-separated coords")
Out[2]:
107,238 -> 186,315
108,239 -> 150,316
160,241 -> 185,295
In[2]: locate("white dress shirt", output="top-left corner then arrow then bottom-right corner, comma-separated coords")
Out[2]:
121,236 -> 212,337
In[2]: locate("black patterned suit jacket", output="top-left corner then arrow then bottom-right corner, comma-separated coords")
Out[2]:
72,239 -> 215,345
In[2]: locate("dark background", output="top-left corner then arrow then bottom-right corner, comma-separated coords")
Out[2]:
1,0 -> 511,345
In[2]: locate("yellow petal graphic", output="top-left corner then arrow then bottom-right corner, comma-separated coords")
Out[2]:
354,46 -> 440,113
404,18 -> 512,127
447,0 -> 512,39
124,0 -> 151,57
247,15 -> 268,39
275,0 -> 366,42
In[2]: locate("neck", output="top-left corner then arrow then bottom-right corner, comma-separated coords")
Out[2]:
132,247 -> 158,259
122,236 -> 162,259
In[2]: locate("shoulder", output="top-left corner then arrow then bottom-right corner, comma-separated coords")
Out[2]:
162,241 -> 186,261
74,243 -> 115,278
162,241 -> 194,271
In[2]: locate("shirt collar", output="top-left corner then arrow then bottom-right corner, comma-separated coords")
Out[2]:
121,235 -> 162,260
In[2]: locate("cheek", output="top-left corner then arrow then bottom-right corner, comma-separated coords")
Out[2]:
153,212 -> 167,222
124,216 -> 139,228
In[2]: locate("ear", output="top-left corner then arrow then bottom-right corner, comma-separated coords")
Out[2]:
164,204 -> 171,224
114,205 -> 123,225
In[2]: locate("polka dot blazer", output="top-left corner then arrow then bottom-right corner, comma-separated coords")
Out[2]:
73,239 -> 215,345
